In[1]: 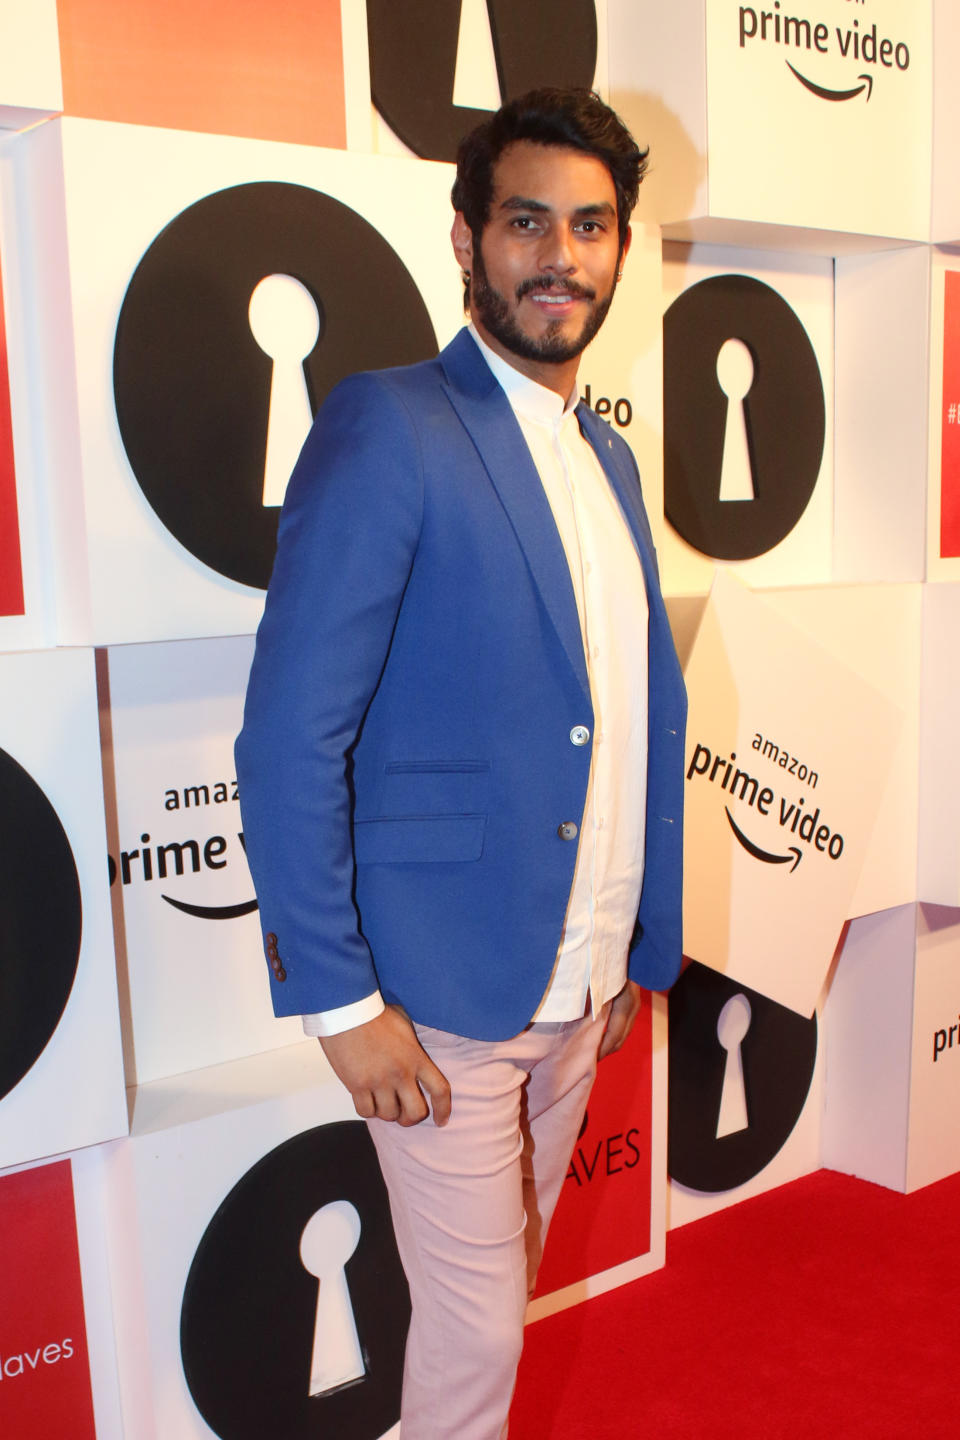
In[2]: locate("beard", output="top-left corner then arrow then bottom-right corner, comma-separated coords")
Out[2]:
469,249 -> 616,365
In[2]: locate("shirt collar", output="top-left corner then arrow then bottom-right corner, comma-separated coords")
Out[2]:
467,324 -> 579,427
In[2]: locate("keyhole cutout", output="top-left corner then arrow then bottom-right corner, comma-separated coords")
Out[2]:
300,1200 -> 365,1397
715,992 -> 752,1138
453,0 -> 501,110
716,338 -> 756,502
248,273 -> 321,510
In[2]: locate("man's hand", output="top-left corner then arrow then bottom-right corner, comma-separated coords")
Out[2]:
318,1005 -> 452,1127
598,979 -> 643,1061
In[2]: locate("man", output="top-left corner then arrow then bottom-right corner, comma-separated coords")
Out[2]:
236,88 -> 686,1440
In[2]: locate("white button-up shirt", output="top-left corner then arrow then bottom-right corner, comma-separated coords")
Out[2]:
304,328 -> 649,1035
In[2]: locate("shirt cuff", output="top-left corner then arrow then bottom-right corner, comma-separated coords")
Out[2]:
302,991 -> 385,1038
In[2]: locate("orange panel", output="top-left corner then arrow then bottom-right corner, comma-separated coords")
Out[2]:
57,0 -> 346,148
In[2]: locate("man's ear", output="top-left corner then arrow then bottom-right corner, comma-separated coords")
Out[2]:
617,224 -> 633,275
451,211 -> 474,271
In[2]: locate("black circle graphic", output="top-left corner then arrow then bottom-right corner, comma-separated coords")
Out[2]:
114,182 -> 438,590
663,274 -> 825,560
0,747 -> 82,1102
181,1121 -> 409,1440
367,0 -> 598,162
668,962 -> 818,1193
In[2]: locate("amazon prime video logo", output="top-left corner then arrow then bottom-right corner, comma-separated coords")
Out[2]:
108,776 -> 258,921
738,7 -> 910,105
686,735 -> 844,874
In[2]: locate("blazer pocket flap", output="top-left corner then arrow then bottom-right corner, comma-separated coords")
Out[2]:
354,814 -> 486,864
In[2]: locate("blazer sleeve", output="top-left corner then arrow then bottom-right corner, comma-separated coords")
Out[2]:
235,371 -> 425,1017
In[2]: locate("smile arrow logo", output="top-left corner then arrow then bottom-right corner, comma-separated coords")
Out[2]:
786,62 -> 873,103
725,807 -> 802,872
162,894 -> 259,920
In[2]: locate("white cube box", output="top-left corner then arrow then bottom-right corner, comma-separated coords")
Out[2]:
659,241 -> 834,595
103,1045 -> 412,1440
823,902 -> 960,1193
5,117 -> 465,645
681,573 -> 903,1017
906,905 -> 960,1191
0,647 -> 126,1170
609,0 -> 933,247
822,905 -> 916,1192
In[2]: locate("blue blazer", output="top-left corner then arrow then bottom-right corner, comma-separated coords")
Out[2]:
236,328 -> 687,1041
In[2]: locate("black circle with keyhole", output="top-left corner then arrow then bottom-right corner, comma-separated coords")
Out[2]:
668,962 -> 818,1193
180,1121 -> 409,1440
114,181 -> 438,591
0,745 -> 82,1102
367,0 -> 598,162
663,274 -> 825,560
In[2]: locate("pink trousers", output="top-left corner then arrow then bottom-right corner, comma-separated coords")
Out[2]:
367,1007 -> 609,1440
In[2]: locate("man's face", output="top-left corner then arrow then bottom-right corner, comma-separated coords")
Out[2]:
452,140 -> 628,390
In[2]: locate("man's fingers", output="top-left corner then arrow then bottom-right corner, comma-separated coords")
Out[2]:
351,1088 -> 377,1120
392,1079 -> 430,1127
597,1019 -> 625,1061
418,1057 -> 452,1127
318,1008 -> 450,1127
599,981 -> 643,1060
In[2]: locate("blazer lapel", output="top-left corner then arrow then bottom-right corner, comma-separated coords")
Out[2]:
575,401 -> 658,578
440,331 -> 591,703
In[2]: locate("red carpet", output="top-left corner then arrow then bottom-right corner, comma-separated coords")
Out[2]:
510,1168 -> 960,1438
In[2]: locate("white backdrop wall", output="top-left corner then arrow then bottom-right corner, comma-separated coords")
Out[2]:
1,3 -> 958,1436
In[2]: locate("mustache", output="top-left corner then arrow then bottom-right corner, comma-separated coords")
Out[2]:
514,275 -> 597,302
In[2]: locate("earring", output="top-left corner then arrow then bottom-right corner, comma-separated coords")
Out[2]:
462,269 -> 471,280
616,269 -> 623,282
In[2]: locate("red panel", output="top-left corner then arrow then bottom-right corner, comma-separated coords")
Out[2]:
533,994 -> 653,1299
0,1161 -> 95,1438
57,0 -> 346,149
0,251 -> 25,617
940,270 -> 960,558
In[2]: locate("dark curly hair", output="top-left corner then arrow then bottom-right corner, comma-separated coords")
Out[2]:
452,87 -> 647,259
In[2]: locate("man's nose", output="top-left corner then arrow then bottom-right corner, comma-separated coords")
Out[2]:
538,227 -> 577,274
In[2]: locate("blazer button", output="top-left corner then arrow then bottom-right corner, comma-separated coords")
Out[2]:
557,821 -> 578,841
569,725 -> 590,746
275,967 -> 287,983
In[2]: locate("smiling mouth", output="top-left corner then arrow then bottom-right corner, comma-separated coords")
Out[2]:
516,277 -> 596,306
530,293 -> 581,305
